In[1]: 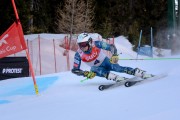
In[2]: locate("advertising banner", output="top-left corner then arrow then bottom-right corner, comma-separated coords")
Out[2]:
0,57 -> 29,80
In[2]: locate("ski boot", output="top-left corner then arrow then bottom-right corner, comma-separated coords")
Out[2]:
134,68 -> 154,79
106,72 -> 127,82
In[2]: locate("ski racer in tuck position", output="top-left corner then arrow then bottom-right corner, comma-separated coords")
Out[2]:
71,33 -> 153,82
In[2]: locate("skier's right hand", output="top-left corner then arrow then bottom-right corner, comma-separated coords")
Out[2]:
110,54 -> 119,64
83,71 -> 96,79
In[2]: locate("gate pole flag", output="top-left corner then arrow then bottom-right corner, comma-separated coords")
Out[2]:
11,0 -> 39,95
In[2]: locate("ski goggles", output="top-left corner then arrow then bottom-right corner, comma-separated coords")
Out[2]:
78,41 -> 89,48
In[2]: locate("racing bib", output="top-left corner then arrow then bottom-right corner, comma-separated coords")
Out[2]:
78,45 -> 106,66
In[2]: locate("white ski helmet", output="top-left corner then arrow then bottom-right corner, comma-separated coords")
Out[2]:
77,33 -> 92,51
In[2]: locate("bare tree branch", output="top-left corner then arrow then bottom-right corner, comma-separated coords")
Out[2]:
55,0 -> 94,34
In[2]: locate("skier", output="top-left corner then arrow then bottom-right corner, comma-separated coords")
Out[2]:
71,33 -> 153,82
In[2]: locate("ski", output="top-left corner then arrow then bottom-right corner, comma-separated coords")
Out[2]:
124,73 -> 168,87
124,80 -> 142,87
98,76 -> 139,91
124,81 -> 141,87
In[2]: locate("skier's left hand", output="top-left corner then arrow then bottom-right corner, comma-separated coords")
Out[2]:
83,71 -> 96,79
110,54 -> 119,64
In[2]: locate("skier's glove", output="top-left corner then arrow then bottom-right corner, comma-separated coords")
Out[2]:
110,54 -> 119,64
83,71 -> 96,79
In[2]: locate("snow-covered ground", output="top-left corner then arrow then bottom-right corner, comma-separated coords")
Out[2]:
0,34 -> 180,120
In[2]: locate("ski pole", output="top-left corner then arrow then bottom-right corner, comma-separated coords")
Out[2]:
80,77 -> 89,83
119,58 -> 180,60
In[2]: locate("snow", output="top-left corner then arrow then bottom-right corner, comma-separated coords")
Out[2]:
0,33 -> 180,120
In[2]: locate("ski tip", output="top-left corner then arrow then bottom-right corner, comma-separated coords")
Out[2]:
124,81 -> 132,87
98,85 -> 104,91
124,81 -> 139,87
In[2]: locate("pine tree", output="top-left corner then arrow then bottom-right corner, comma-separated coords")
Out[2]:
55,0 -> 94,34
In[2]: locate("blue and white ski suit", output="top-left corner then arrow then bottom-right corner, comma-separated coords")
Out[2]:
72,41 -> 134,78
